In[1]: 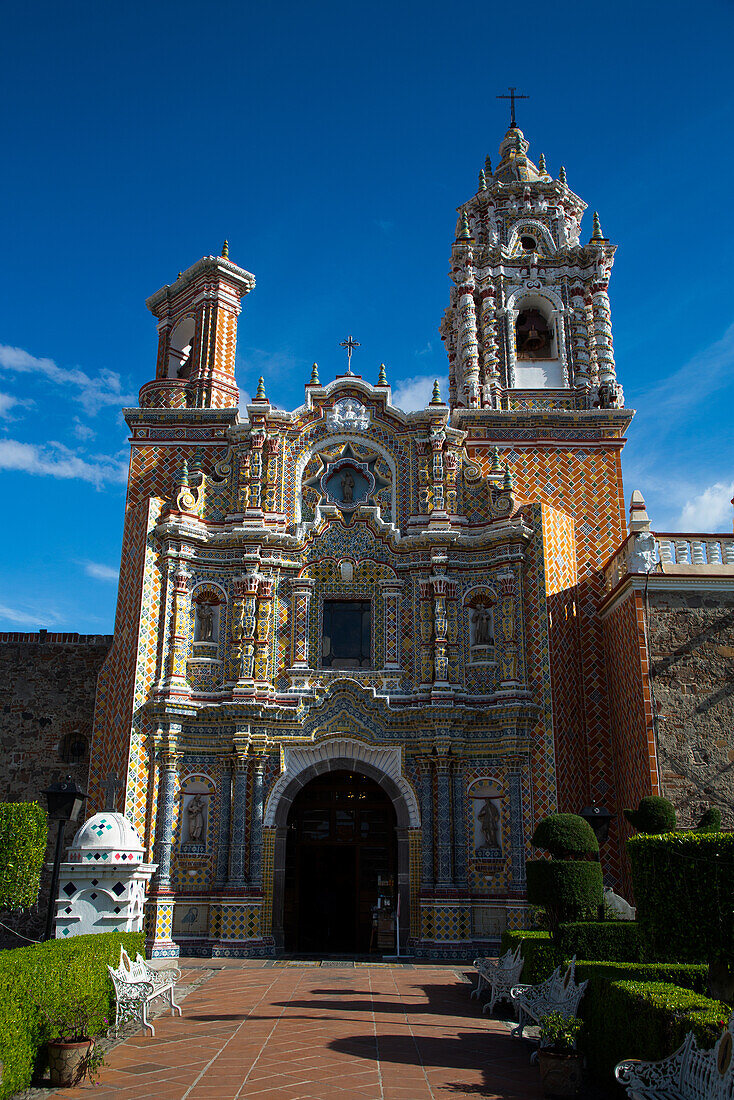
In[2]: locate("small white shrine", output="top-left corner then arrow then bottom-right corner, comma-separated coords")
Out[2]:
54,810 -> 157,939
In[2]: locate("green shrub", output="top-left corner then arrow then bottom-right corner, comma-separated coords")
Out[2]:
624,795 -> 676,834
531,814 -> 599,858
526,861 -> 603,933
580,980 -> 729,1083
628,832 -> 734,964
555,921 -> 641,963
695,807 -> 722,833
0,930 -> 145,1099
573,960 -> 709,993
0,802 -> 48,910
500,930 -> 557,983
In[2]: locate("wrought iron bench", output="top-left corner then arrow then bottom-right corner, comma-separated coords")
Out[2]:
510,957 -> 588,1039
107,947 -> 182,1037
615,1011 -> 734,1100
470,946 -> 525,1013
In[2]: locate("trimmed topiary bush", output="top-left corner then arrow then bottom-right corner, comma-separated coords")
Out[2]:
531,813 -> 599,859
0,802 -> 48,910
623,795 -> 676,834
526,861 -> 603,935
695,807 -> 722,833
0,930 -> 145,1099
555,921 -> 641,963
573,960 -> 709,993
500,930 -> 557,983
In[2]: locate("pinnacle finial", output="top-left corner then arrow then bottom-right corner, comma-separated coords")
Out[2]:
491,446 -> 502,473
254,376 -> 267,401
591,211 -> 604,240
503,464 -> 514,492
457,210 -> 471,241
377,362 -> 388,386
558,165 -> 567,186
485,154 -> 492,176
538,153 -> 547,174
309,362 -> 320,385
221,239 -> 229,258
177,272 -> 182,280
479,168 -> 487,191
429,379 -> 443,405
180,459 -> 189,486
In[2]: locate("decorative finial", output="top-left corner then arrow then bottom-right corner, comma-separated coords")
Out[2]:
309,362 -> 320,385
221,239 -> 229,258
503,464 -> 514,492
377,362 -> 388,386
479,168 -> 487,191
180,459 -> 189,486
339,335 -> 360,374
429,379 -> 443,405
558,165 -> 567,186
177,272 -> 182,280
538,153 -> 547,174
485,154 -> 492,176
591,211 -> 604,240
254,376 -> 267,401
491,446 -> 502,473
496,86 -> 529,129
457,210 -> 471,241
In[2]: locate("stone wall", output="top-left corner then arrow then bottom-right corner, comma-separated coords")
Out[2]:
0,631 -> 112,944
647,590 -> 734,829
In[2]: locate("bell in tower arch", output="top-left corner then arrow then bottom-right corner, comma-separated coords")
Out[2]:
516,309 -> 552,359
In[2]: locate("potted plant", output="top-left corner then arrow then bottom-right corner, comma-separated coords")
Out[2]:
537,1012 -> 583,1098
39,996 -> 108,1087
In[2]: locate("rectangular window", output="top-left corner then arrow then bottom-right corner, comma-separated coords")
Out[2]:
322,600 -> 371,669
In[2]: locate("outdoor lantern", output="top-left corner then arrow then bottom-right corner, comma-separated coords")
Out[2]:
43,776 -> 87,822
580,803 -> 612,845
42,775 -> 87,940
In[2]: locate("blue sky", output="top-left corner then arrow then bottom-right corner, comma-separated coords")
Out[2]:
1,0 -> 733,633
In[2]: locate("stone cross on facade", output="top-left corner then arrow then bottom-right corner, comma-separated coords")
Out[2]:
339,335 -> 360,375
496,87 -> 529,128
102,772 -> 122,811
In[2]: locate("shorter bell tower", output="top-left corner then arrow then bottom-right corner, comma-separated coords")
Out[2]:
142,242 -> 255,410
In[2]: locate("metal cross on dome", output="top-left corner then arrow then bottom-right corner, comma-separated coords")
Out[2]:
339,335 -> 360,375
496,87 -> 529,128
102,772 -> 122,812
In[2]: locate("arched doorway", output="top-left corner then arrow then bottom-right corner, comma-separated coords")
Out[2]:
283,771 -> 397,953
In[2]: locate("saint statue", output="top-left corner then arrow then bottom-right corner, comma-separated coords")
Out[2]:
196,602 -> 215,642
186,793 -> 207,842
478,798 -> 500,849
341,469 -> 355,503
472,604 -> 493,646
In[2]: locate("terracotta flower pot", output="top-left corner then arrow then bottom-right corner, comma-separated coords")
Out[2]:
538,1049 -> 583,1098
47,1039 -> 93,1087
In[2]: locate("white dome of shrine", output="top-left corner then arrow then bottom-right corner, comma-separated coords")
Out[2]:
67,811 -> 145,866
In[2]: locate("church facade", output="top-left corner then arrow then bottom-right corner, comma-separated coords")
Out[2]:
87,122 -> 660,958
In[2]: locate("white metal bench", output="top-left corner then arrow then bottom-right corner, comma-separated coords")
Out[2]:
615,1012 -> 734,1100
107,947 -> 182,1037
470,946 -> 525,1013
510,957 -> 588,1039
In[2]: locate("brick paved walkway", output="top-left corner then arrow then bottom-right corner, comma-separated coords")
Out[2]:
49,963 -> 543,1100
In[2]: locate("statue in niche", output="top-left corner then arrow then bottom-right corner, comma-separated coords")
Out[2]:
195,601 -> 217,643
186,793 -> 207,842
478,798 -> 501,850
341,469 -> 355,503
471,604 -> 493,647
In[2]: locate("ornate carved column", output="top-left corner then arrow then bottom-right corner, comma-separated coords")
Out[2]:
254,576 -> 274,688
434,755 -> 454,888
479,287 -> 501,406
214,758 -> 233,887
417,757 -> 435,889
418,580 -> 434,690
457,285 -> 480,408
496,569 -> 525,693
379,578 -> 403,670
290,577 -> 315,670
153,736 -> 181,892
262,435 -> 279,514
508,771 -> 527,891
569,289 -> 591,390
249,756 -> 266,886
164,562 -> 191,693
549,307 -> 570,385
452,764 -> 468,889
429,425 -> 446,516
500,307 -> 518,388
227,754 -> 249,887
233,570 -> 259,695
592,284 -> 616,386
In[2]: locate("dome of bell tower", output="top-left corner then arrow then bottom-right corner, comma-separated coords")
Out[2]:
493,126 -> 543,183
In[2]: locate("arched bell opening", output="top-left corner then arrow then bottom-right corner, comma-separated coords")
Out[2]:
515,307 -> 555,361
166,316 -> 196,379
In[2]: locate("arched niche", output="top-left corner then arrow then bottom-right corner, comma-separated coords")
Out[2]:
167,316 -> 196,379
506,288 -> 567,389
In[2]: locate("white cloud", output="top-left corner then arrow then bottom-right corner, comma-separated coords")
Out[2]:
391,374 -> 448,412
80,560 -> 119,582
0,601 -> 66,628
72,416 -> 96,442
639,323 -> 734,415
0,345 -> 136,416
678,481 -> 734,533
0,439 -> 128,488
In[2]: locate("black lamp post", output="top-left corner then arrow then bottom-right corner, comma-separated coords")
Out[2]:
580,803 -> 612,846
42,776 -> 87,941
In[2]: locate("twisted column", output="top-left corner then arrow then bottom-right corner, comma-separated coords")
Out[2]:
434,758 -> 454,888
154,744 -> 181,891
418,758 -> 435,889
214,759 -> 233,886
227,755 -> 249,886
290,577 -> 315,669
249,756 -> 266,886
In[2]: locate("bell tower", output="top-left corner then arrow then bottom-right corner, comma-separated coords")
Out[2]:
440,122 -> 622,412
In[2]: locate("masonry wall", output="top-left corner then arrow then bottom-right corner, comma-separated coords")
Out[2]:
647,589 -> 734,829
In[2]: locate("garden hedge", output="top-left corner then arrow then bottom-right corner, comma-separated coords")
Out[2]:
579,980 -> 729,1083
628,832 -> 734,964
500,930 -> 557,983
0,802 -> 47,910
574,960 -> 709,993
555,920 -> 641,963
525,860 -> 603,926
0,930 -> 145,1099
531,813 -> 599,858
